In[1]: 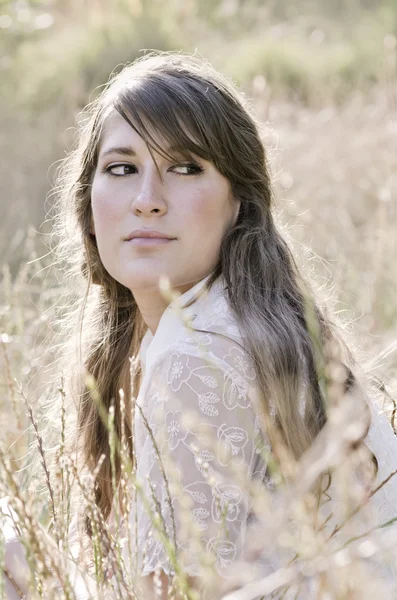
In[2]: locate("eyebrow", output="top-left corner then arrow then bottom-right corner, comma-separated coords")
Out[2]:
100,146 -> 137,158
99,144 -> 193,160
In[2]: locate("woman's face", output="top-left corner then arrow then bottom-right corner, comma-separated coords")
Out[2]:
90,112 -> 240,293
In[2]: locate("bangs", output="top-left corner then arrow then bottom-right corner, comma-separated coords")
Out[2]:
112,76 -> 216,166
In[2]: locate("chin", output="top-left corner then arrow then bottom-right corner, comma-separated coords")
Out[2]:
121,270 -> 175,292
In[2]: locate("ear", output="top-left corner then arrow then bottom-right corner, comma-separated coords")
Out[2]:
89,216 -> 95,236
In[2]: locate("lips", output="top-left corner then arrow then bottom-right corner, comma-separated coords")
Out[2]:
126,236 -> 175,247
125,229 -> 175,241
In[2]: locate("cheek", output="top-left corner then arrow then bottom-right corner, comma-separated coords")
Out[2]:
181,182 -> 233,234
91,178 -> 124,225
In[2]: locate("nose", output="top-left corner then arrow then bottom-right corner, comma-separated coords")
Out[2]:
131,164 -> 167,217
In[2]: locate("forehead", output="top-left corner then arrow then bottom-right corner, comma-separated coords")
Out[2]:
98,112 -> 158,153
97,108 -> 203,161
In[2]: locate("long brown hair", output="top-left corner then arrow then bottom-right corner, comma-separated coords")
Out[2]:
53,52 -> 370,522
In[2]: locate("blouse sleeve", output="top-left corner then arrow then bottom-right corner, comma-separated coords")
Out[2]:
128,332 -> 271,581
316,394 -> 397,597
364,396 -> 397,518
359,396 -> 397,591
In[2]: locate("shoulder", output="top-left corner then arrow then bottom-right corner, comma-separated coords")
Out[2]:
140,332 -> 268,480
145,331 -> 258,426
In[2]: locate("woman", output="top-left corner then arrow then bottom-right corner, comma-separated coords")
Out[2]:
2,52 -> 397,599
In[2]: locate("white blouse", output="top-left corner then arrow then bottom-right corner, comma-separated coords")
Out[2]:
123,275 -> 272,578
123,273 -> 397,597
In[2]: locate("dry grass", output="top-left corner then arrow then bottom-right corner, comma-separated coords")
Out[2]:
1,2 -> 397,596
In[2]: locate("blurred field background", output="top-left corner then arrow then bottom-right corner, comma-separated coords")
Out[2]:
0,0 -> 396,465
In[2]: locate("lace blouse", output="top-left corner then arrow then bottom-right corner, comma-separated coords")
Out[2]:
124,275 -> 270,578
122,273 -> 397,597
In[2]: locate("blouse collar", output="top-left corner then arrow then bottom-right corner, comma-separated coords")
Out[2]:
138,273 -> 221,373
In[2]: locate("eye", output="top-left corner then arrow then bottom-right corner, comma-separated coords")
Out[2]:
103,163 -> 137,177
171,163 -> 204,176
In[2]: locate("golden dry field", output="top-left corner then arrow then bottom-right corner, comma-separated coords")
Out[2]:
0,1 -> 397,598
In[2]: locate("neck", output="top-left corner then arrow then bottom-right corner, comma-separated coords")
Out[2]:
133,280 -> 200,335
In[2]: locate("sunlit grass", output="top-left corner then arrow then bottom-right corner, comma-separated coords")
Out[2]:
1,1 -> 396,597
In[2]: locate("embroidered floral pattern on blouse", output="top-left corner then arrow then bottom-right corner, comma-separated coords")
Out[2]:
166,410 -> 188,450
129,326 -> 270,580
166,352 -> 191,392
